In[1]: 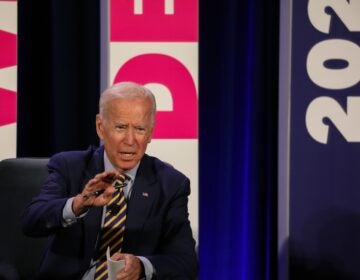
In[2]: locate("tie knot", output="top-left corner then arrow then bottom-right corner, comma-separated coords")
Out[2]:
114,174 -> 129,189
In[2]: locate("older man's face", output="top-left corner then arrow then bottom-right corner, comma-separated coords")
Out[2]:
96,97 -> 153,171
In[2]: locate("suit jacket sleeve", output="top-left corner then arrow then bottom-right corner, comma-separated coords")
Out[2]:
22,146 -> 100,237
22,152 -> 75,237
21,146 -> 104,279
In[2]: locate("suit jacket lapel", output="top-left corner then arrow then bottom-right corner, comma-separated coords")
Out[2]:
125,155 -> 157,242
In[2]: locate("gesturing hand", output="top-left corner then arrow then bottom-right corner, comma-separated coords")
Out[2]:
72,170 -> 120,216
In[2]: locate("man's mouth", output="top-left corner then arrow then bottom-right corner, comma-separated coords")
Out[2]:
120,152 -> 135,158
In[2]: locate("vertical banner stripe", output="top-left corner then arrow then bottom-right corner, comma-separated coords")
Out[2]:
0,0 -> 17,160
279,0 -> 360,279
104,0 -> 199,241
278,0 -> 292,279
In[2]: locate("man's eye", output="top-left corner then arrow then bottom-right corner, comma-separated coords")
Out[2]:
115,125 -> 126,130
136,127 -> 146,133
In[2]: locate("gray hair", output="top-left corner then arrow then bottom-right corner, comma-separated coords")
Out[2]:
99,82 -> 157,126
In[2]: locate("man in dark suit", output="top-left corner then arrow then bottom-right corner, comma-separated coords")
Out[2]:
22,82 -> 198,280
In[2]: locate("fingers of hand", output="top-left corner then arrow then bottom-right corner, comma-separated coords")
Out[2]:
116,255 -> 141,279
110,252 -> 124,261
80,171 -> 126,207
102,171 -> 120,184
83,171 -> 117,195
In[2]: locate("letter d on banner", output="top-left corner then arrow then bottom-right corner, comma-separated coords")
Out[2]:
101,0 -> 199,241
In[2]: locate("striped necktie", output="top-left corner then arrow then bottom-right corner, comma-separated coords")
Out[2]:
94,174 -> 128,280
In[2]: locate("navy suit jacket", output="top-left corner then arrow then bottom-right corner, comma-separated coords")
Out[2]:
22,146 -> 197,279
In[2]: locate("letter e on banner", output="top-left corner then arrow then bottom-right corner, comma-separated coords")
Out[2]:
111,0 -> 198,41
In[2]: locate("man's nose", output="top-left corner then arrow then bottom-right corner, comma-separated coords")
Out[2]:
124,128 -> 135,145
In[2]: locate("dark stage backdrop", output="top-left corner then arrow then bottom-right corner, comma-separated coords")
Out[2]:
199,1 -> 279,279
17,0 -> 100,156
17,0 -> 279,279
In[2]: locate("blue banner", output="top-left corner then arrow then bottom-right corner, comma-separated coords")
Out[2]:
279,0 -> 360,279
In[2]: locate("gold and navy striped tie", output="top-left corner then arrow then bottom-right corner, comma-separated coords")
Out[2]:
94,174 -> 128,280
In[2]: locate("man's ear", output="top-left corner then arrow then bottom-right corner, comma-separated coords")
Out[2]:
96,114 -> 104,140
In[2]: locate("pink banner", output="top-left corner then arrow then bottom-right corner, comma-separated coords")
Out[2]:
108,0 -> 199,234
110,0 -> 198,139
0,29 -> 17,126
111,0 -> 197,42
0,0 -> 17,159
0,87 -> 16,126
